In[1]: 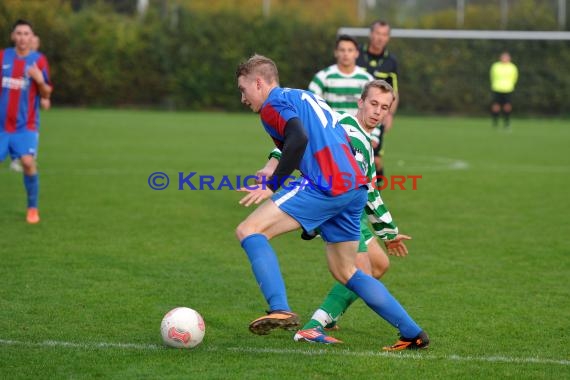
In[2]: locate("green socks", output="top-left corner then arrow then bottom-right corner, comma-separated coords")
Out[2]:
301,282 -> 360,330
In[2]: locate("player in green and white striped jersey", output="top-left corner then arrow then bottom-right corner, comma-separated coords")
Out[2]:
295,80 -> 427,349
308,35 -> 373,116
340,108 -> 397,240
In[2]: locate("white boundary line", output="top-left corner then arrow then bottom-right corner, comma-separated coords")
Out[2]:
392,155 -> 470,171
230,347 -> 570,366
1,339 -> 568,366
0,339 -> 161,351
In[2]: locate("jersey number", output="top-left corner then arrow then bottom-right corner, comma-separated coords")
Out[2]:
301,93 -> 338,128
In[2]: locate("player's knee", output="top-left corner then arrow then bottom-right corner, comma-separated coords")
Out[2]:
503,104 -> 512,113
369,248 -> 390,279
371,260 -> 390,279
329,266 -> 355,285
20,155 -> 34,165
491,103 -> 500,113
20,156 -> 36,173
355,253 -> 372,275
235,220 -> 256,241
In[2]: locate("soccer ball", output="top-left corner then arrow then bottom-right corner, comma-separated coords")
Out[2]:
160,307 -> 206,348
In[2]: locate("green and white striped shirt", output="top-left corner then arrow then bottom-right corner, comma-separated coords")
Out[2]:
267,112 -> 398,240
338,112 -> 398,240
308,65 -> 373,116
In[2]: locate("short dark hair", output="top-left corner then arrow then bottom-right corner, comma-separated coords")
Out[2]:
370,19 -> 390,31
335,34 -> 359,50
11,19 -> 34,33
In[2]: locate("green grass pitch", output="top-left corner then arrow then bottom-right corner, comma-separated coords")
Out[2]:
1,109 -> 569,379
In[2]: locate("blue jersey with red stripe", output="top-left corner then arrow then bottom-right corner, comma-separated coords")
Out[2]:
0,48 -> 50,133
260,87 -> 365,196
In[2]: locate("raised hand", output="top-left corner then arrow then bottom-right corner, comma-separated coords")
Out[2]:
384,234 -> 412,257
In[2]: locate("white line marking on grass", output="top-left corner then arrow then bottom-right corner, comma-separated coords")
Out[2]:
396,154 -> 570,173
1,339 -> 568,366
392,155 -> 470,171
0,339 -> 163,351
485,164 -> 570,173
228,347 -> 570,366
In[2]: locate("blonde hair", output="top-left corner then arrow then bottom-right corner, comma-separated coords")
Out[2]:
235,54 -> 279,85
361,79 -> 394,100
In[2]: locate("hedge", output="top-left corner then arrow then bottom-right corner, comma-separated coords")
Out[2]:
0,3 -> 567,115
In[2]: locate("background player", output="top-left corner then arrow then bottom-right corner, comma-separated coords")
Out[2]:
9,31 -> 50,173
0,20 -> 52,223
308,34 -> 372,116
356,20 -> 399,182
490,51 -> 518,129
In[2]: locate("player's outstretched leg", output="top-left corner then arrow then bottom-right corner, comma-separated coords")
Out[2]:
295,235 -> 391,343
240,233 -> 299,335
345,269 -> 429,350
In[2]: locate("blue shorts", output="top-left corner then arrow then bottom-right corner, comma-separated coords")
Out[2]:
272,178 -> 367,243
0,132 -> 39,161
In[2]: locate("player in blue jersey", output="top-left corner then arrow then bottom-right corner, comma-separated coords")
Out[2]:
0,19 -> 52,223
235,55 -> 428,350
9,32 -> 50,173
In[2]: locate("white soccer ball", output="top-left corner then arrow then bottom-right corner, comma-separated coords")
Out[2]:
160,307 -> 206,348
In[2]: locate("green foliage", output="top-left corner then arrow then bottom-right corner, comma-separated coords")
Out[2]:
391,37 -> 570,115
0,1 -> 567,114
56,3 -> 173,106
167,9 -> 336,111
411,0 -> 559,30
391,0 -> 568,115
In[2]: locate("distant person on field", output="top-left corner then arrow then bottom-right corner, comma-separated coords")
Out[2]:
356,20 -> 398,183
9,32 -> 50,173
308,34 -> 372,116
490,51 -> 518,129
0,20 -> 52,223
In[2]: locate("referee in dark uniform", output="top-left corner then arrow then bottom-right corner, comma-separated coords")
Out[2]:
356,20 -> 398,182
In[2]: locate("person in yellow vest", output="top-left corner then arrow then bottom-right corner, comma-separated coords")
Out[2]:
490,52 -> 518,128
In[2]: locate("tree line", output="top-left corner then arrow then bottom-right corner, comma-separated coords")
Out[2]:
0,0 -> 567,115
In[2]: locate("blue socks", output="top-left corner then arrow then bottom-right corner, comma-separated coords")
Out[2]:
241,233 -> 290,312
240,235 -> 422,337
24,173 -> 39,208
346,269 -> 422,339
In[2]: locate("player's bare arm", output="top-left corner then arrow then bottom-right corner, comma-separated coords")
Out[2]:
27,63 -> 52,98
256,157 -> 279,184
